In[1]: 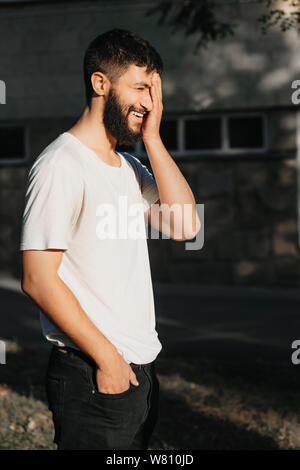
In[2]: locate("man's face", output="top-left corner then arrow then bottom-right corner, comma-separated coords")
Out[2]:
103,64 -> 155,147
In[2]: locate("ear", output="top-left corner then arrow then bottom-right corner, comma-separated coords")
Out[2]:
91,72 -> 110,98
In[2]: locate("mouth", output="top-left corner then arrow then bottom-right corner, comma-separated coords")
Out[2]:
129,110 -> 146,123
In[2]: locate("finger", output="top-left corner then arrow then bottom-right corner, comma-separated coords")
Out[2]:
156,74 -> 162,103
151,79 -> 160,108
153,75 -> 162,108
153,73 -> 162,97
149,86 -> 158,113
149,79 -> 156,105
130,370 -> 139,385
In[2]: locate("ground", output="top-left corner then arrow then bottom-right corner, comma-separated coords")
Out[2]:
1,341 -> 300,450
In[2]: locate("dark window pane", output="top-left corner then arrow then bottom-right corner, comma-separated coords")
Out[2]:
185,118 -> 221,150
160,120 -> 177,150
0,127 -> 25,159
229,116 -> 264,148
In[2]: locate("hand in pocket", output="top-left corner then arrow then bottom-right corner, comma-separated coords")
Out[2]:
96,353 -> 139,394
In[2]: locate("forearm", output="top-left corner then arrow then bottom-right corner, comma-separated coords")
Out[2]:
23,275 -> 119,369
144,136 -> 201,237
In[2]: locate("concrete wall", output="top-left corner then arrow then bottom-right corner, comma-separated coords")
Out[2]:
153,154 -> 300,287
0,0 -> 299,119
1,1 -> 300,287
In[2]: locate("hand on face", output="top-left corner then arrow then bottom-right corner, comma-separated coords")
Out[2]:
141,72 -> 163,143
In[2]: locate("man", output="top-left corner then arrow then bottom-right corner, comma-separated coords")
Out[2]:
20,29 -> 200,450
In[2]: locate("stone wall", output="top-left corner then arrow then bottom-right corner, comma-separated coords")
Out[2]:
0,115 -> 299,288
1,118 -> 75,278
0,1 -> 300,119
148,157 -> 300,287
1,1 -> 300,287
147,107 -> 300,288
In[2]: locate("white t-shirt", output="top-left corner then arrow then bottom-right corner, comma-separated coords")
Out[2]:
19,131 -> 162,364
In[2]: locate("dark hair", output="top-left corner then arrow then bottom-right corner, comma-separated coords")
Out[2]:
83,28 -> 164,108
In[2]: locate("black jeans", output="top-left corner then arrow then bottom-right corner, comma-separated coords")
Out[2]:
45,346 -> 160,450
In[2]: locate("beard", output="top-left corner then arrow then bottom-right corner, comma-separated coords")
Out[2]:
103,86 -> 143,147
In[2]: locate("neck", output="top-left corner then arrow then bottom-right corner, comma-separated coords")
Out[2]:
67,104 -> 117,158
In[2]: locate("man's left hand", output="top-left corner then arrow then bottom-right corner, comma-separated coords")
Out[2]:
142,72 -> 163,143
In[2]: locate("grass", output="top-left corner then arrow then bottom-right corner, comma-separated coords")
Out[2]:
0,342 -> 299,450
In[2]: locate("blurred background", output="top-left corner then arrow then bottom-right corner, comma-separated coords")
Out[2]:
1,0 -> 300,450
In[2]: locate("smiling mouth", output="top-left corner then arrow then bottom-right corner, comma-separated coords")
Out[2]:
130,110 -> 146,122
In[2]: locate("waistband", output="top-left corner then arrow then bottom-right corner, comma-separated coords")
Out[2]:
53,346 -> 154,369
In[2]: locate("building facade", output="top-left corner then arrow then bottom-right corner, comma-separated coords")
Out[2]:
0,0 -> 300,287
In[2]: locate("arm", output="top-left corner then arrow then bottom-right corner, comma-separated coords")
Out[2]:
143,73 -> 201,241
21,249 -> 119,369
146,197 -> 200,242
22,249 -> 139,391
20,159 -> 139,393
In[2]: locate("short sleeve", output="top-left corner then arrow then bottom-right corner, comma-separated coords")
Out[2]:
126,154 -> 159,212
19,157 -> 83,251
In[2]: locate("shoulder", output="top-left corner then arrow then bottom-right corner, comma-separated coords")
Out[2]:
122,152 -> 143,167
122,152 -> 149,177
28,135 -> 83,182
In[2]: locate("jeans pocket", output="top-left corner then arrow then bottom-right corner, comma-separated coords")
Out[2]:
46,375 -> 65,444
85,363 -> 137,400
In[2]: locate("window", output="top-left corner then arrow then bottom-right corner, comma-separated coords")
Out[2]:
159,119 -> 178,150
0,126 -> 27,164
185,117 -> 221,150
138,119 -> 178,155
135,112 -> 268,156
228,116 -> 264,149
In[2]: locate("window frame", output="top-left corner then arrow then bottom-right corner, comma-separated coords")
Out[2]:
135,111 -> 269,157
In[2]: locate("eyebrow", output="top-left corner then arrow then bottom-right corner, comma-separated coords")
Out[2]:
133,82 -> 151,88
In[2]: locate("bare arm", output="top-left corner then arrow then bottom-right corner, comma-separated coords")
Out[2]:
142,73 -> 201,241
146,198 -> 200,241
21,249 -> 139,392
